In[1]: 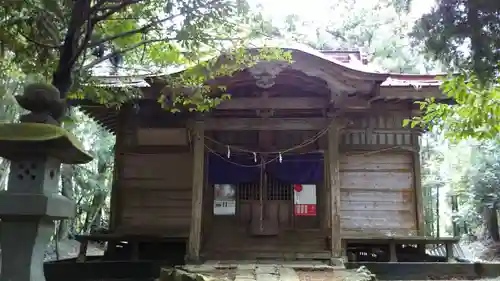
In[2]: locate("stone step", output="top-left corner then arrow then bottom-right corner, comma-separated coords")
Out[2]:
234,270 -> 255,281
234,264 -> 256,281
278,267 -> 300,281
184,262 -> 342,281
255,265 -> 279,281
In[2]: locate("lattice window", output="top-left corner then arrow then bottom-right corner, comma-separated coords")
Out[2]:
266,177 -> 292,201
237,182 -> 260,200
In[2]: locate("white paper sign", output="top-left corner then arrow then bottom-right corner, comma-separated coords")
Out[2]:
294,184 -> 316,205
294,184 -> 317,216
214,199 -> 236,215
213,184 -> 236,215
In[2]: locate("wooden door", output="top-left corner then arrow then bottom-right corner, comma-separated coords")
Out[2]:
240,174 -> 292,236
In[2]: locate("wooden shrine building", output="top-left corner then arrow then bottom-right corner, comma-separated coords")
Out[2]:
77,45 -> 453,263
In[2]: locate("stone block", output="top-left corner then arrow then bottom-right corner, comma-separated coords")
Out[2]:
0,193 -> 75,219
7,157 -> 61,194
160,268 -> 215,281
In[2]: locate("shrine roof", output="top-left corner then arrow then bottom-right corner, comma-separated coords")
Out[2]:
90,43 -> 443,89
76,43 -> 447,133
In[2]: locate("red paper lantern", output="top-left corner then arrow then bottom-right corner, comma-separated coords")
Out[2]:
294,184 -> 303,192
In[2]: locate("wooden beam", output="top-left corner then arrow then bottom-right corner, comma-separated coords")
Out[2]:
216,96 -> 328,110
327,119 -> 343,264
412,133 -> 425,236
204,118 -> 327,131
109,119 -> 122,231
258,130 -> 274,150
322,132 -> 330,232
187,121 -> 205,262
378,86 -> 444,100
336,95 -> 371,110
136,128 -> 188,146
109,105 -> 134,230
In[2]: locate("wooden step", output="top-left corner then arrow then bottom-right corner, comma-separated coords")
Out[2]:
204,237 -> 326,245
204,242 -> 326,248
205,246 -> 326,252
203,250 -> 332,261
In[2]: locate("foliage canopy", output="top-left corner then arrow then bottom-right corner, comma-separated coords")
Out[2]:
407,72 -> 500,141
0,0 -> 284,112
410,0 -> 500,140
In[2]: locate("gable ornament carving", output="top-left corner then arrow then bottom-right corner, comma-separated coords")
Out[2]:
247,60 -> 360,101
248,61 -> 289,89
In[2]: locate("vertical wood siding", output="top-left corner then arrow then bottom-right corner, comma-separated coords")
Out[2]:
342,112 -> 416,147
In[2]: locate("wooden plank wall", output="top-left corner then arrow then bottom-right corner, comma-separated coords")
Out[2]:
116,124 -> 194,237
340,152 -> 417,236
118,152 -> 193,235
112,108 -> 419,239
339,111 -> 419,236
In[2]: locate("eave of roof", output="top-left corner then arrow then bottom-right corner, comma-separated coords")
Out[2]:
88,43 -> 397,89
248,42 -> 389,81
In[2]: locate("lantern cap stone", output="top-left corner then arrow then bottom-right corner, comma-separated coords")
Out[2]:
15,83 -> 65,120
0,123 -> 93,164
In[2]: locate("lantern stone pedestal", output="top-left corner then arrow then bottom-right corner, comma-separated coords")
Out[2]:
0,84 -> 92,281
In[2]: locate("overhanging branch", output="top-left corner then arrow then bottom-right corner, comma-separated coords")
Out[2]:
87,0 -> 223,48
92,0 -> 148,22
81,34 -> 244,71
82,38 -> 173,71
18,32 -> 60,49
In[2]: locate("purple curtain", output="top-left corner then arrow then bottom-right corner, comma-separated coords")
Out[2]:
207,152 -> 324,184
266,152 -> 324,184
207,153 -> 260,184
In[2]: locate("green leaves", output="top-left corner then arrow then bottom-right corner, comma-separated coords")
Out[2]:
412,0 -> 500,82
151,46 -> 290,113
409,72 -> 500,141
1,0 -> 281,113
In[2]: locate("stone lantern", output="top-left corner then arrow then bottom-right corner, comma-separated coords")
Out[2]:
0,83 -> 93,281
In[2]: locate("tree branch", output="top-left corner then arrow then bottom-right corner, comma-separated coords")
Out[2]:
87,0 -> 223,48
87,18 -> 171,48
82,38 -> 172,71
81,33 -> 245,72
39,13 -> 63,46
92,0 -> 147,21
18,32 -> 60,49
53,0 -> 93,98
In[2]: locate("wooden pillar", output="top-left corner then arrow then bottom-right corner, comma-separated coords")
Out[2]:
389,240 -> 398,262
412,133 -> 425,236
109,105 -> 128,231
327,119 -> 342,261
187,121 -> 205,262
321,143 -> 331,231
445,241 -> 454,262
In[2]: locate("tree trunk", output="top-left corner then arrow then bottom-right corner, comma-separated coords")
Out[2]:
84,191 -> 106,233
57,164 -> 75,241
91,208 -> 102,233
0,160 -> 9,190
85,150 -> 111,233
435,183 -> 440,237
483,207 -> 500,241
